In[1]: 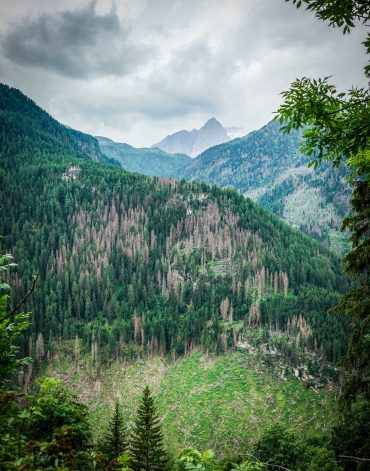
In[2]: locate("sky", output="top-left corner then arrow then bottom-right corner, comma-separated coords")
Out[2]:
0,0 -> 368,147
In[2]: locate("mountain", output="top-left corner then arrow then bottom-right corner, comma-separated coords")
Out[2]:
0,85 -> 120,169
97,136 -> 191,178
0,83 -> 348,367
0,83 -> 351,456
153,117 -> 231,157
176,120 -> 351,253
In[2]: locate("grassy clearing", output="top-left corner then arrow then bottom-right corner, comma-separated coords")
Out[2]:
46,350 -> 337,457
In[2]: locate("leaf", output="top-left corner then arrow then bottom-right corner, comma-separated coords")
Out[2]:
0,283 -> 11,291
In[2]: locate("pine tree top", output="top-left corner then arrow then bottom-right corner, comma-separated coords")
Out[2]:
131,385 -> 168,471
101,401 -> 128,461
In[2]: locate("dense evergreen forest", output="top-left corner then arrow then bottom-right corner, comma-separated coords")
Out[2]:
0,84 -> 350,367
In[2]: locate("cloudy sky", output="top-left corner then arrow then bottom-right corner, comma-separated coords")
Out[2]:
0,0 -> 368,147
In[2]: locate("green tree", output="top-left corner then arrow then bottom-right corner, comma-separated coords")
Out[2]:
253,424 -> 304,470
336,181 -> 369,410
287,1 -> 370,36
176,449 -> 217,471
101,401 -> 128,462
305,446 -> 344,471
231,462 -> 266,471
25,377 -> 91,449
331,400 -> 370,471
277,0 -> 370,411
0,249 -> 34,467
0,250 -> 34,389
130,385 -> 168,471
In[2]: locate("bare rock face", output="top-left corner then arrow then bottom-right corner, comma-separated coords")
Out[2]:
152,117 -> 230,157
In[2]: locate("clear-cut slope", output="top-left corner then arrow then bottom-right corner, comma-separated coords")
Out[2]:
47,349 -> 337,456
153,117 -> 230,157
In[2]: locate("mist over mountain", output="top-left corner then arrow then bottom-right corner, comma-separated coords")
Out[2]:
225,126 -> 247,139
152,117 -> 230,157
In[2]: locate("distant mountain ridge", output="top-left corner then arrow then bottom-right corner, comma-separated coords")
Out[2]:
177,120 -> 302,191
2,81 -> 349,253
97,136 -> 191,178
152,117 -> 230,157
99,118 -> 350,253
176,120 -> 351,253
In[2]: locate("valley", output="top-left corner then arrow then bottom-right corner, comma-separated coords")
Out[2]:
0,84 -> 347,368
97,136 -> 191,178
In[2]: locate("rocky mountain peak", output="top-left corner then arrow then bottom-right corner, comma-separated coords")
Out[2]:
152,118 -> 230,158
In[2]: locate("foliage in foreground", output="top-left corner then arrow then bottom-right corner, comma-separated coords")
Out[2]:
0,250 -> 361,470
130,385 -> 168,470
0,249 -> 366,470
277,0 -> 369,468
100,401 -> 128,462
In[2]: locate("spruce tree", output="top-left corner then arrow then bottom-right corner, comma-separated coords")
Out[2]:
101,401 -> 128,461
130,385 -> 168,471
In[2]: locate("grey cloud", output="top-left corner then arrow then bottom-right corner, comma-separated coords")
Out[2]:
227,0 -> 367,77
0,0 -> 366,147
2,1 -> 150,78
141,40 -> 230,118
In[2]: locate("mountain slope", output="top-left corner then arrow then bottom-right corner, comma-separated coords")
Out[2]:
97,136 -> 191,177
153,117 -> 230,157
0,84 -> 349,368
47,349 -> 337,456
176,120 -> 351,252
0,83 -> 352,455
0,84 -> 119,168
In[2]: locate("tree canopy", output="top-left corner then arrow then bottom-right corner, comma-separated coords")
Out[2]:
277,1 -> 370,466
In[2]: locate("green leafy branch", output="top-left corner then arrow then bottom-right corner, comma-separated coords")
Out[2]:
287,0 -> 370,33
276,76 -> 370,176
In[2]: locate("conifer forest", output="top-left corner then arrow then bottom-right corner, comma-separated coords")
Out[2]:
0,0 -> 369,470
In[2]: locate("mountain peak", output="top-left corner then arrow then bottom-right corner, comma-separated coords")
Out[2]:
201,117 -> 224,130
152,118 -> 230,158
188,118 -> 224,134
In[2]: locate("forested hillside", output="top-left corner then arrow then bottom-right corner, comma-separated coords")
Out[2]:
0,84 -> 349,368
176,120 -> 351,252
97,136 -> 191,178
